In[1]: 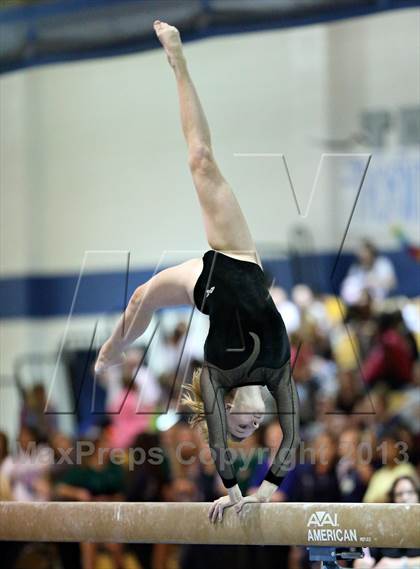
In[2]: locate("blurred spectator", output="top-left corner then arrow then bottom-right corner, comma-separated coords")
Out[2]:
19,382 -> 58,440
102,346 -> 161,411
341,239 -> 397,304
0,434 -> 23,569
107,374 -> 152,448
354,476 -> 420,568
310,348 -> 339,400
162,322 -> 189,374
270,286 -> 301,334
282,431 -> 341,502
362,311 -> 416,389
48,432 -> 78,493
336,427 -> 373,502
292,284 -> 329,336
0,425 -> 50,501
47,433 -> 83,569
344,290 -> 377,360
363,429 -> 418,503
290,344 -> 320,428
248,421 -> 287,501
313,394 -> 348,439
55,427 -> 126,569
0,430 -> 8,463
55,427 -> 125,501
336,370 -> 364,414
390,362 -> 420,436
126,432 -> 171,501
0,431 -> 11,500
284,431 -> 342,569
350,390 -> 389,436
126,432 -> 172,569
230,431 -> 261,496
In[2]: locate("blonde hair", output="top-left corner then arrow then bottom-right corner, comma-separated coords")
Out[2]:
182,367 -> 248,445
181,367 -> 209,442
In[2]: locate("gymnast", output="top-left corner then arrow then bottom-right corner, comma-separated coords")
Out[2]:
95,20 -> 300,523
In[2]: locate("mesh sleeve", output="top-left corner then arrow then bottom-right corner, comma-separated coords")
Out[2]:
200,365 -> 238,488
264,361 -> 300,486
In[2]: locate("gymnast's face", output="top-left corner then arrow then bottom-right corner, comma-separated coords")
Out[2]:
226,408 -> 264,441
225,386 -> 265,441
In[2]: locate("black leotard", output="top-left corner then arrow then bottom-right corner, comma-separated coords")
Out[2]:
193,250 -> 300,488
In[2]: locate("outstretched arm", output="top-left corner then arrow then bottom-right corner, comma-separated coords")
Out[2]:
199,365 -> 246,522
200,364 -> 277,522
236,363 -> 300,514
264,364 -> 300,487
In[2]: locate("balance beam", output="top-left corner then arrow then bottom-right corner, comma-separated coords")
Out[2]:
0,502 -> 418,547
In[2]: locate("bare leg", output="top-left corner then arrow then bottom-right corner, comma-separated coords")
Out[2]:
95,258 -> 200,374
154,20 -> 260,264
96,22 -> 260,374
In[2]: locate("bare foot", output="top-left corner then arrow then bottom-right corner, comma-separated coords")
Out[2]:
94,341 -> 126,375
153,19 -> 184,68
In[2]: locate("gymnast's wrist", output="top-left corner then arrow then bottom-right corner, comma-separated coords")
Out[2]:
227,484 -> 242,504
256,480 -> 278,503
